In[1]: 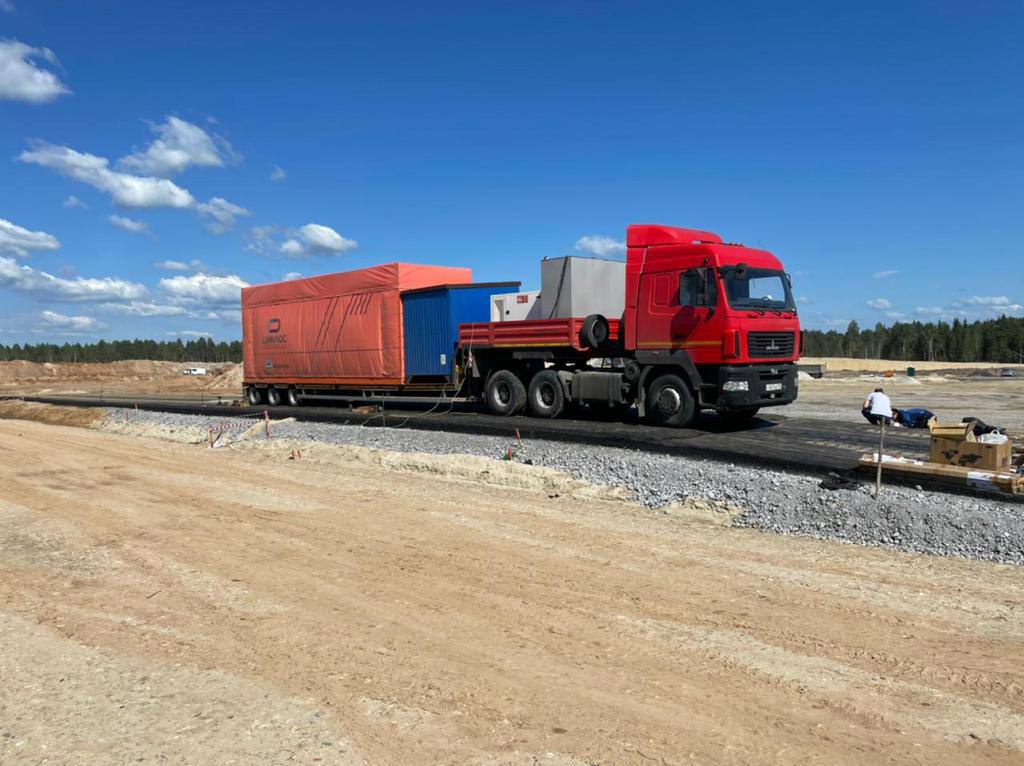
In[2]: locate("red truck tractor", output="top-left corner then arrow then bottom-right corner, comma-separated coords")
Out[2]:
241,224 -> 801,427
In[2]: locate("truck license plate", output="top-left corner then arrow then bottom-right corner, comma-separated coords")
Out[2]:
766,382 -> 783,391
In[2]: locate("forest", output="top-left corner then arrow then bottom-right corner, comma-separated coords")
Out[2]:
1,315 -> 1023,364
0,337 -> 243,363
803,316 -> 1024,362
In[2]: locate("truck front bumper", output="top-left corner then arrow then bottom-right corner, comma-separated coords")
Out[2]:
716,364 -> 798,409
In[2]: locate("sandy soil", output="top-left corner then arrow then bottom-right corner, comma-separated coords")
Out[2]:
0,360 -> 242,397
789,375 -> 1024,432
2,419 -> 1024,764
802,357 -> 1024,373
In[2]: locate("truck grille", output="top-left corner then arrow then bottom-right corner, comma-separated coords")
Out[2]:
748,332 -> 795,358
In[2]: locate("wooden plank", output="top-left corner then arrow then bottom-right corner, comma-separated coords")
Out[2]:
859,454 -> 1024,495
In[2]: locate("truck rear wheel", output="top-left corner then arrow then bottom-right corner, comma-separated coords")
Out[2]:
645,374 -> 696,427
286,387 -> 301,407
485,370 -> 526,416
246,386 -> 262,406
527,370 -> 565,418
266,387 -> 282,407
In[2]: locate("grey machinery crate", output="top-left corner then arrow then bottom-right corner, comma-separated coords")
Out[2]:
540,256 -> 625,319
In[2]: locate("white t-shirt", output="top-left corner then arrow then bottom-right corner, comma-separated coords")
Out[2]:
866,391 -> 892,417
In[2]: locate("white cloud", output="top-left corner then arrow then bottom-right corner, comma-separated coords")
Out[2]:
108,214 -> 150,235
19,141 -> 195,208
195,196 -> 250,234
39,309 -> 104,331
99,301 -> 187,317
988,304 -> 1023,315
158,272 -> 249,305
280,223 -> 357,258
0,217 -> 61,257
118,116 -> 240,177
153,259 -> 203,272
823,318 -> 851,328
0,256 -> 147,302
872,270 -> 899,280
270,165 -> 287,182
574,235 -> 626,258
885,311 -> 906,320
0,39 -> 70,103
282,271 -> 303,281
796,296 -> 810,304
62,194 -> 87,209
21,140 -> 249,232
1,1 -> 15,13
952,295 -> 1011,307
166,330 -> 213,338
866,298 -> 892,310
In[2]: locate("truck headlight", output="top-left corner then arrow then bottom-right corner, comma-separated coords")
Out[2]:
722,380 -> 749,392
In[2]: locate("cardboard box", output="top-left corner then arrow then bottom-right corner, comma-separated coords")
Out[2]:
929,421 -> 1012,471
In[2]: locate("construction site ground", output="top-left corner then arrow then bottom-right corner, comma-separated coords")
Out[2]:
2,416 -> 1024,764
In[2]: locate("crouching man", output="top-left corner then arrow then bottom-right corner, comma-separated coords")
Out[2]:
892,407 -> 937,429
862,387 -> 893,426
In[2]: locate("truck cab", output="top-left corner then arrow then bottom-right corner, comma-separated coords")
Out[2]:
625,225 -> 800,420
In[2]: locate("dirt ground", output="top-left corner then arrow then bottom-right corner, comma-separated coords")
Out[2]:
788,374 -> 1024,432
0,360 -> 242,397
2,419 -> 1024,764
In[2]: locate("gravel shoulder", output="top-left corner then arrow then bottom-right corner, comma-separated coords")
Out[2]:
96,406 -> 1024,566
2,418 -> 1024,764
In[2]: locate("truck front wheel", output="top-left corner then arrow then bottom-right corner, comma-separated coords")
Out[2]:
527,370 -> 565,418
645,374 -> 696,427
485,370 -> 526,416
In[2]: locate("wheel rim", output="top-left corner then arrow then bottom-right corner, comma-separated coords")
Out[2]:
495,381 -> 512,405
538,381 -> 556,408
656,386 -> 681,415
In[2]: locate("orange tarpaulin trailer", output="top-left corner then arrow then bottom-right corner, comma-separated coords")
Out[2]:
241,263 -> 472,386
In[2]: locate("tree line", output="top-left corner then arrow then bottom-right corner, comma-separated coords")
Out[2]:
0,337 -> 243,364
803,316 -> 1024,363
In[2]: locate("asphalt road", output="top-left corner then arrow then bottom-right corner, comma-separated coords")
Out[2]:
23,392 -> 931,478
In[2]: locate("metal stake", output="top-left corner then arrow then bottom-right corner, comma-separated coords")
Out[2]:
874,418 -> 886,500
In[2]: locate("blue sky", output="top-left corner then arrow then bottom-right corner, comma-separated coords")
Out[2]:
1,1 -> 1022,342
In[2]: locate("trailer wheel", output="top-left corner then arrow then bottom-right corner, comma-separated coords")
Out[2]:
527,370 -> 565,419
645,374 -> 695,427
580,314 -> 609,349
286,387 -> 301,407
485,370 -> 526,416
246,386 -> 263,406
266,387 -> 282,407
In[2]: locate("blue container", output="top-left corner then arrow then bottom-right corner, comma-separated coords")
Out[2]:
402,282 -> 519,380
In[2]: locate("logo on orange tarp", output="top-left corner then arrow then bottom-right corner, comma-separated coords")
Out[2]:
263,318 -> 287,345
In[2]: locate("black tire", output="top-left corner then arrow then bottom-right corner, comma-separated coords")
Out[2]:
485,370 -> 526,416
246,386 -> 262,406
645,374 -> 696,427
286,387 -> 301,407
527,370 -> 565,418
580,314 -> 609,349
266,387 -> 282,407
719,407 -> 759,426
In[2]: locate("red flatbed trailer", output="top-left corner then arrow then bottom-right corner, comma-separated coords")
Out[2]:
459,317 -> 622,352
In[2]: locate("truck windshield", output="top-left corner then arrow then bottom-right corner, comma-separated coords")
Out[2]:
721,268 -> 795,311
